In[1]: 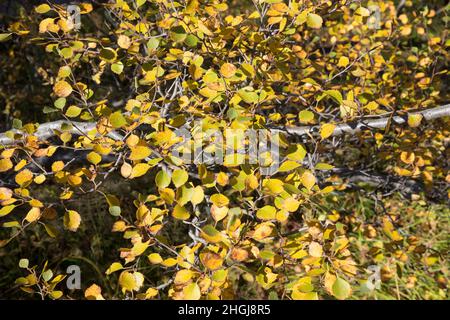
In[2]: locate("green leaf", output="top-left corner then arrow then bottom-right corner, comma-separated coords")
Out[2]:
42,269 -> 53,282
278,160 -> 301,172
172,169 -> 188,188
299,110 -> 314,123
109,206 -> 121,216
321,90 -> 343,104
44,223 -> 59,238
65,105 -> 82,118
332,277 -> 352,300
60,47 -> 73,59
183,282 -> 201,300
43,106 -> 58,114
155,170 -> 171,189
19,258 -> 29,269
307,13 -> 323,29
0,33 -> 12,42
256,205 -> 277,220
111,61 -> 124,74
238,88 -> 259,104
170,25 -> 187,42
315,163 -> 334,170
172,204 -> 190,220
109,111 -> 127,128
99,48 -> 117,63
136,0 -> 147,8
0,205 -> 16,217
54,97 -> 66,109
12,119 -> 22,129
184,34 -> 198,47
147,38 -> 160,50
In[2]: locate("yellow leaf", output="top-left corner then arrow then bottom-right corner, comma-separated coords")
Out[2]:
245,174 -> 259,190
118,271 -> 144,293
256,205 -> 276,220
148,253 -> 163,264
210,193 -> 229,207
35,4 -> 51,14
25,207 -> 41,223
174,269 -> 193,285
117,35 -> 131,49
324,272 -> 337,295
120,162 -> 132,178
132,240 -> 150,256
307,13 -> 323,29
337,56 -> 349,67
130,163 -> 151,178
172,204 -> 190,220
172,169 -> 189,188
51,161 -> 65,172
15,169 -> 33,186
278,160 -> 301,172
283,197 -> 300,212
0,205 -> 16,217
231,247 -> 249,262
0,187 -> 13,201
87,152 -> 102,165
129,146 -> 151,161
53,80 -> 73,98
198,20 -> 213,36
400,151 -> 415,164
65,105 -> 82,118
105,262 -> 123,275
211,204 -> 228,222
355,7 -> 370,17
191,186 -> 204,205
408,114 -> 423,128
332,277 -> 352,300
141,287 -> 159,299
183,283 -> 201,300
252,222 -> 274,241
85,284 -> 104,300
15,159 -> 27,171
201,225 -> 223,243
320,123 -> 336,139
220,63 -> 237,78
292,291 -> 318,300
109,111 -> 127,128
301,170 -> 316,190
161,258 -> 178,267
64,210 -> 81,232
308,241 -> 323,257
0,158 -> 13,172
264,178 -> 284,194
298,110 -> 314,124
200,251 -> 223,270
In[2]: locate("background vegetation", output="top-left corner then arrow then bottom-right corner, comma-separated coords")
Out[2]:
0,0 -> 448,300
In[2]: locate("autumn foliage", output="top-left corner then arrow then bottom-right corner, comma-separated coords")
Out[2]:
0,0 -> 448,300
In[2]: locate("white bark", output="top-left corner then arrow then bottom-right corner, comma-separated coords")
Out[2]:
271,104 -> 450,137
0,121 -> 123,145
0,104 -> 449,145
